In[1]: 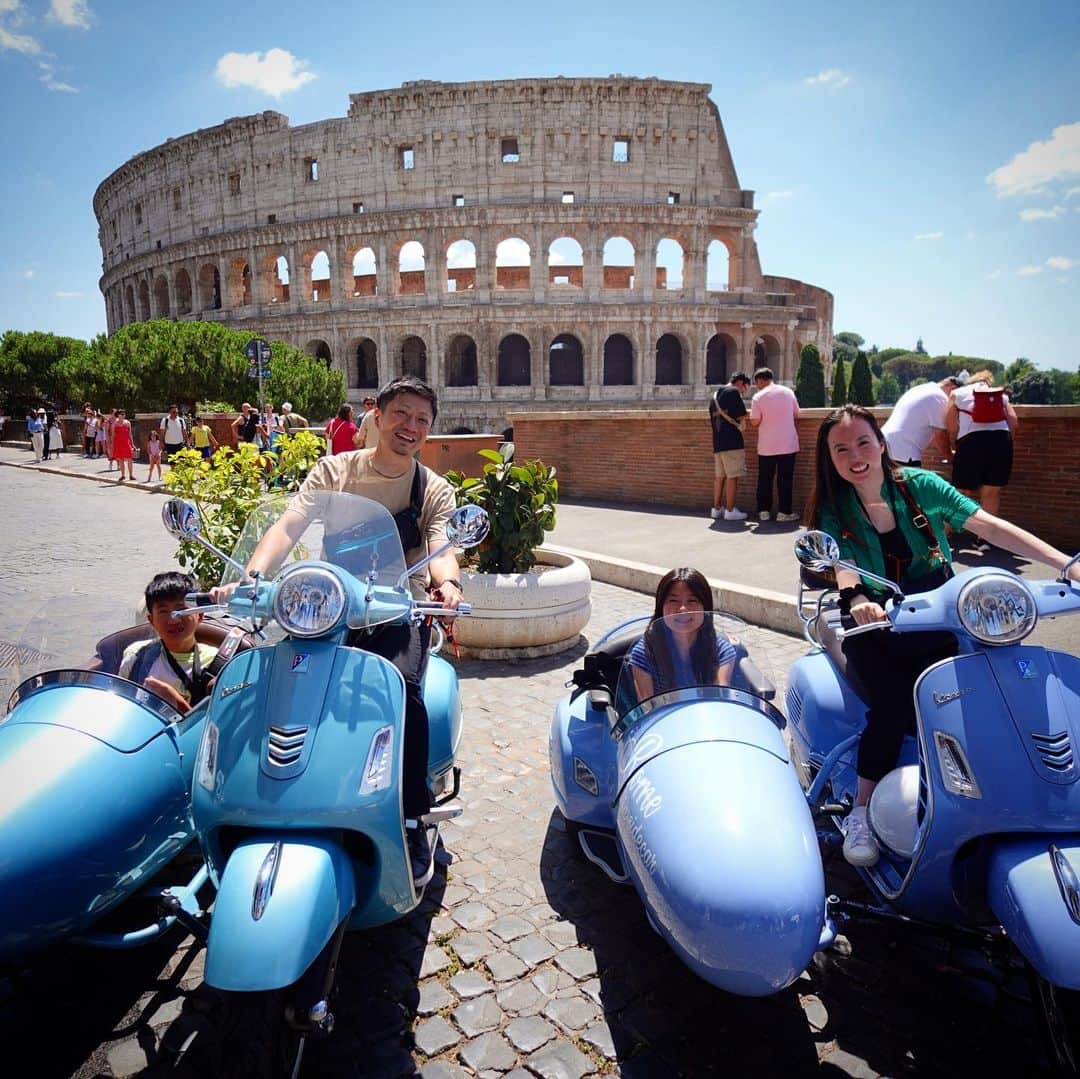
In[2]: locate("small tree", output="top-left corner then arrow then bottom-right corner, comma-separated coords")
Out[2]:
876,372 -> 902,405
830,359 -> 847,406
794,343 -> 826,407
849,353 -> 875,405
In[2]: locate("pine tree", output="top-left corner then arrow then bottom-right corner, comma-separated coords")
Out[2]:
849,352 -> 875,405
794,343 -> 826,407
830,359 -> 847,406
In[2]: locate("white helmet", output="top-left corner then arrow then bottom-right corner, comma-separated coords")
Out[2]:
868,765 -> 921,859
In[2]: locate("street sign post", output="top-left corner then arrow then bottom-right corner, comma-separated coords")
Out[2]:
244,338 -> 272,409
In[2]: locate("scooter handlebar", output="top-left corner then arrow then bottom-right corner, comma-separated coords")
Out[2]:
837,621 -> 891,639
185,592 -> 215,607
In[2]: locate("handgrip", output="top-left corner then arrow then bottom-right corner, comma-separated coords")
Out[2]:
838,621 -> 891,639
185,592 -> 215,607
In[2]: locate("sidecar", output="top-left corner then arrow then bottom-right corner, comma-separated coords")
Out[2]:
550,614 -> 829,996
0,619 -> 246,961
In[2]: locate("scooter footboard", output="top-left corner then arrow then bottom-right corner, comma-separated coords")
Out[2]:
988,835 -> 1080,990
205,835 -> 356,992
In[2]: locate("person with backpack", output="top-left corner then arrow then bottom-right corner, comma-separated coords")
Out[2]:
159,404 -> 189,463
946,369 -> 1018,520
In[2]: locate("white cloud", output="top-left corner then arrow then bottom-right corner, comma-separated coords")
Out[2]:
38,60 -> 76,91
47,0 -> 91,29
1019,205 -> 1065,221
987,122 -> 1080,198
495,238 -> 530,267
1046,256 -> 1076,271
1018,265 -> 1043,276
805,68 -> 851,90
1067,186 -> 1080,199
54,290 -> 82,297
767,190 -> 793,200
22,268 -> 34,279
215,48 -> 315,99
446,240 -> 476,269
0,3 -> 40,54
915,231 -> 943,240
986,269 -> 1002,279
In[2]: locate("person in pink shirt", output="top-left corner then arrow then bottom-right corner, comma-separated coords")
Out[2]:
748,366 -> 800,523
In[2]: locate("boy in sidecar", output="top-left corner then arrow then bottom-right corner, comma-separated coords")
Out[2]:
118,571 -> 220,714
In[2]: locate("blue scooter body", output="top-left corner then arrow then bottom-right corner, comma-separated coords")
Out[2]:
0,673 -> 206,960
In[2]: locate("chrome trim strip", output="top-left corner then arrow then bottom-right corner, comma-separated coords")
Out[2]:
1050,844 -> 1080,926
252,840 -> 283,921
6,668 -> 182,725
612,685 -> 785,740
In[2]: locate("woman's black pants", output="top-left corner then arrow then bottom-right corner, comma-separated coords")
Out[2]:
841,629 -> 957,782
349,621 -> 432,819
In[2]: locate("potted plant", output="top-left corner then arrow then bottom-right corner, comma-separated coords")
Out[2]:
445,443 -> 591,658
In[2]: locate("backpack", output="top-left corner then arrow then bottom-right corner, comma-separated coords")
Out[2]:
959,387 -> 1007,424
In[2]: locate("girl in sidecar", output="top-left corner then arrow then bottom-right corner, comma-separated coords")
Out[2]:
806,404 -> 1080,867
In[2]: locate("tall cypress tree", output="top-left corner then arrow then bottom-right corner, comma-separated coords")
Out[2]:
794,343 -> 826,407
850,352 -> 875,405
830,359 -> 847,406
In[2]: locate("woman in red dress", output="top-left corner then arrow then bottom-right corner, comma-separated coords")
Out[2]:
324,403 -> 358,455
112,408 -> 135,482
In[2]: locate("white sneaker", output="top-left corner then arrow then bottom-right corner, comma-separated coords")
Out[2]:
842,806 -> 880,866
776,512 -> 800,523
710,507 -> 724,520
724,508 -> 748,521
758,510 -> 771,522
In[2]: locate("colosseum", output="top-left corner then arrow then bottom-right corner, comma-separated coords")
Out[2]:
94,76 -> 833,433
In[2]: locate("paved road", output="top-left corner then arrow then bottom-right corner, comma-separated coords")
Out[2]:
0,465 -> 1061,1077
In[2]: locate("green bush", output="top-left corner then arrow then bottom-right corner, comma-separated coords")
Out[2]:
794,343 -> 826,407
163,429 -> 326,586
445,443 -> 558,574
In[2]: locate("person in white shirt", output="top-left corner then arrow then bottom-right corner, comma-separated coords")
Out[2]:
159,405 -> 188,462
882,374 -> 965,467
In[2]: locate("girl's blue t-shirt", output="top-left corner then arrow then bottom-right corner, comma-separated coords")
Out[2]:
628,627 -> 737,694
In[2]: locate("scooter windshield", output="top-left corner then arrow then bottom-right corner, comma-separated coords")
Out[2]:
220,490 -> 410,626
611,612 -> 777,727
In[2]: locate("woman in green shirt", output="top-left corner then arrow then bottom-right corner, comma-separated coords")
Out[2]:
806,405 -> 1078,867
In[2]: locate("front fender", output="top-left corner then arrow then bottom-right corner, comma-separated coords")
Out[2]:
988,835 -> 1080,990
204,835 -> 356,992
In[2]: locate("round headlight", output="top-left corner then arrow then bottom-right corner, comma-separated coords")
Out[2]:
273,566 -> 347,638
957,573 -> 1037,645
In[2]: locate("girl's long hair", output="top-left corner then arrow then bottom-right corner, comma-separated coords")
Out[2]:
644,567 -> 720,689
803,405 -> 903,539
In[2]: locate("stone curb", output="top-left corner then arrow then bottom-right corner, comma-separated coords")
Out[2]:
0,456 -> 166,496
543,542 -> 803,637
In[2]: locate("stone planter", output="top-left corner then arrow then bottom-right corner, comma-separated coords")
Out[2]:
452,549 -> 592,660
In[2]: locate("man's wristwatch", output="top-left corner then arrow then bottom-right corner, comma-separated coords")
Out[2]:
437,578 -> 462,591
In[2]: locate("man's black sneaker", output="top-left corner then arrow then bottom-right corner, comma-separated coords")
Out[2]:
407,825 -> 434,888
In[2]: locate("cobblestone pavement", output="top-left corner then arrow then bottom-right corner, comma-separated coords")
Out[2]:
0,468 -> 1057,1077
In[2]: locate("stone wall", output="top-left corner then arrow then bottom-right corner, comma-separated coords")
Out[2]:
94,77 -> 832,435
510,406 -> 1080,551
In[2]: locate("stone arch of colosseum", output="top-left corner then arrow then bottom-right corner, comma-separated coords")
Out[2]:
95,77 -> 832,432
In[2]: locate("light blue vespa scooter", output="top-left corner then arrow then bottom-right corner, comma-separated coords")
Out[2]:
161,491 -> 488,1075
790,530 -> 1080,1072
550,612 -> 832,996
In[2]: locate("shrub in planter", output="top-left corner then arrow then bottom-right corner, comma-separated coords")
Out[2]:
445,443 -> 558,573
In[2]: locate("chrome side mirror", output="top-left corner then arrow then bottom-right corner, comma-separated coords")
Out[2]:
162,499 -> 202,539
447,505 -> 489,550
794,529 -> 840,572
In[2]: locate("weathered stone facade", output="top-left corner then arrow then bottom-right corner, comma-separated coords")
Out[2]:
94,77 -> 833,432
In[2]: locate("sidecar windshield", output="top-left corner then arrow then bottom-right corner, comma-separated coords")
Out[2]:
611,612 -> 777,727
222,490 -> 408,599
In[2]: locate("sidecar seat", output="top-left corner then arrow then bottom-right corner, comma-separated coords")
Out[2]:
87,622 -> 255,676
576,623 -> 776,702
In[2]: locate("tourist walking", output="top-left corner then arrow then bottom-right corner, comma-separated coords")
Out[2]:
749,367 -> 800,522
355,399 -> 380,449
83,408 -> 99,458
279,401 -> 309,432
94,411 -> 108,459
325,404 -> 359,455
258,402 -> 281,450
146,430 -> 163,482
882,373 -> 966,467
47,416 -> 63,461
708,372 -> 751,521
190,416 -> 219,460
232,402 -> 260,446
160,405 -> 188,462
104,409 -> 118,471
946,370 -> 1018,520
112,409 -> 135,481
28,409 -> 45,463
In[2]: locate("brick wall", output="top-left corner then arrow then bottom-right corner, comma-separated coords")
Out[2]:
510,406 -> 1080,551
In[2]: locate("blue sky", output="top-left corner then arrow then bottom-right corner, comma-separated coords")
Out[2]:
2,0 -> 1078,368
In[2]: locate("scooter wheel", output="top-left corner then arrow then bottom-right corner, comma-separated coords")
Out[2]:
1029,965 -> 1080,1076
215,989 -> 306,1079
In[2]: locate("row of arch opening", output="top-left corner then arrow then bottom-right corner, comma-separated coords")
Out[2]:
111,236 -> 735,321
309,332 -> 782,390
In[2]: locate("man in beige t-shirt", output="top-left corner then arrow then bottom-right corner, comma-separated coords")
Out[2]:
353,396 -> 379,449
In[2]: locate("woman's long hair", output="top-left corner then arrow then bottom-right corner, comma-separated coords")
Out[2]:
803,405 -> 903,539
336,403 -> 353,421
644,567 -> 720,689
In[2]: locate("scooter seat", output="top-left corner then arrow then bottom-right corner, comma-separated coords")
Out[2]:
813,613 -> 872,706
